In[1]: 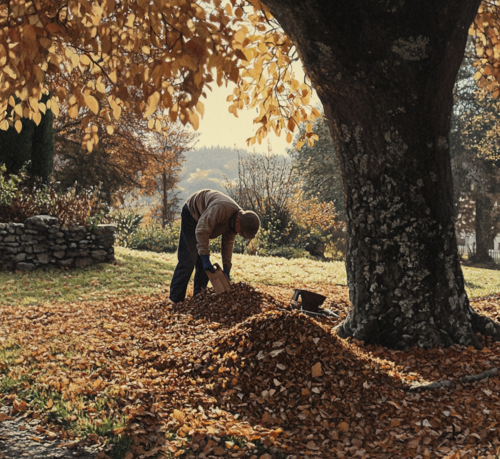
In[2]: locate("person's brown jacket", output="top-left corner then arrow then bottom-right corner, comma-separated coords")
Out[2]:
186,190 -> 241,269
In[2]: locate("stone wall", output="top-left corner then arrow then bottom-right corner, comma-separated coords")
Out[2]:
0,215 -> 116,272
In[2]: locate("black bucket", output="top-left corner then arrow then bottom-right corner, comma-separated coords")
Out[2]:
291,289 -> 326,312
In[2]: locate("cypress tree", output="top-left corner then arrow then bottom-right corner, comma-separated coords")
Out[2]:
0,93 -> 54,182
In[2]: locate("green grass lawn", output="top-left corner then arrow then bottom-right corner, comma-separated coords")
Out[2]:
0,247 -> 498,306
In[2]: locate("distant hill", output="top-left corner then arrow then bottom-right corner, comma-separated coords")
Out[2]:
124,146 -> 248,210
177,145 -> 247,201
123,145 -> 289,214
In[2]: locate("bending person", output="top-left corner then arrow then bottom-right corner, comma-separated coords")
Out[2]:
169,189 -> 260,303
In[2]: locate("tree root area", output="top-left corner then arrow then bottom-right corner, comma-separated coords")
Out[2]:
336,303 -> 500,350
409,368 -> 499,391
471,310 -> 500,341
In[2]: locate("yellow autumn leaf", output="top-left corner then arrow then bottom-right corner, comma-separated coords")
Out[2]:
189,110 -> 199,130
68,105 -> 79,119
85,95 -> 99,115
173,409 -> 184,421
97,81 -> 106,93
19,87 -> 28,100
80,54 -> 91,66
196,100 -> 205,118
14,120 -> 22,133
112,103 -> 122,120
50,100 -> 60,116
109,69 -> 118,84
106,125 -> 114,135
144,91 -> 160,118
33,111 -> 42,126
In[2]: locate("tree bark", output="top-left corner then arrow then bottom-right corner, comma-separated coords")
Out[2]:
472,193 -> 495,263
262,0 -> 500,348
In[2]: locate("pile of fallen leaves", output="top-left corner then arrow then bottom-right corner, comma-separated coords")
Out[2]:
1,283 -> 500,458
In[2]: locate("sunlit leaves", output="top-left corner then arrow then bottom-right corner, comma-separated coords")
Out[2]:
188,110 -> 200,130
68,105 -> 79,119
0,0 -> 317,150
144,92 -> 161,119
471,2 -> 500,98
85,95 -> 99,115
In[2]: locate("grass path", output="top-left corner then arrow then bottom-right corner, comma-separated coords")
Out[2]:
0,247 -> 499,307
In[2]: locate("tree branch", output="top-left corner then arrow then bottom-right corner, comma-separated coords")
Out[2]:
409,367 -> 499,391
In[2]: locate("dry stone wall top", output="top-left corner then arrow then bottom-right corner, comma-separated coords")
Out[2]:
0,215 -> 116,272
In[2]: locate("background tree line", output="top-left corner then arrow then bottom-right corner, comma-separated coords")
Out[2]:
451,39 -> 500,264
0,86 -> 196,228
2,75 -> 499,263
1,9 -> 499,267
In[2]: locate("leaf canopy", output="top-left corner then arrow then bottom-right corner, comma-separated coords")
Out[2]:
0,0 -> 318,148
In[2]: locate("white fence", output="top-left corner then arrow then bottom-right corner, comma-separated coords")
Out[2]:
490,250 -> 500,259
457,246 -> 500,259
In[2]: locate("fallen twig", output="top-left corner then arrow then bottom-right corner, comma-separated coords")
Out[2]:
409,367 -> 499,391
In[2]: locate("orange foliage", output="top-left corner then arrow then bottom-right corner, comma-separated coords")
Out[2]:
471,2 -> 500,97
292,198 -> 341,234
54,81 -> 196,205
0,0 -> 319,149
138,127 -> 197,225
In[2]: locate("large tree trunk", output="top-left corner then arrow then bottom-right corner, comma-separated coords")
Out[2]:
472,193 -> 495,263
263,0 -> 500,348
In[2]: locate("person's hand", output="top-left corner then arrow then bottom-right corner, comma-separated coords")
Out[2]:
201,255 -> 215,273
223,268 -> 231,281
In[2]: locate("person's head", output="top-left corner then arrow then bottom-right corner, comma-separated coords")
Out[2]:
235,210 -> 260,240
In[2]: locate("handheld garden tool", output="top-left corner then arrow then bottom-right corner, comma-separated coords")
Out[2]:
206,263 -> 232,294
291,289 -> 340,318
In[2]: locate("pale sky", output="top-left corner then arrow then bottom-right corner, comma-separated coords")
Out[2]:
193,66 -> 320,154
195,83 -> 289,154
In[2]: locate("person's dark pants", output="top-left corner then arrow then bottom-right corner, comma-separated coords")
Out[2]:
169,204 -> 209,302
